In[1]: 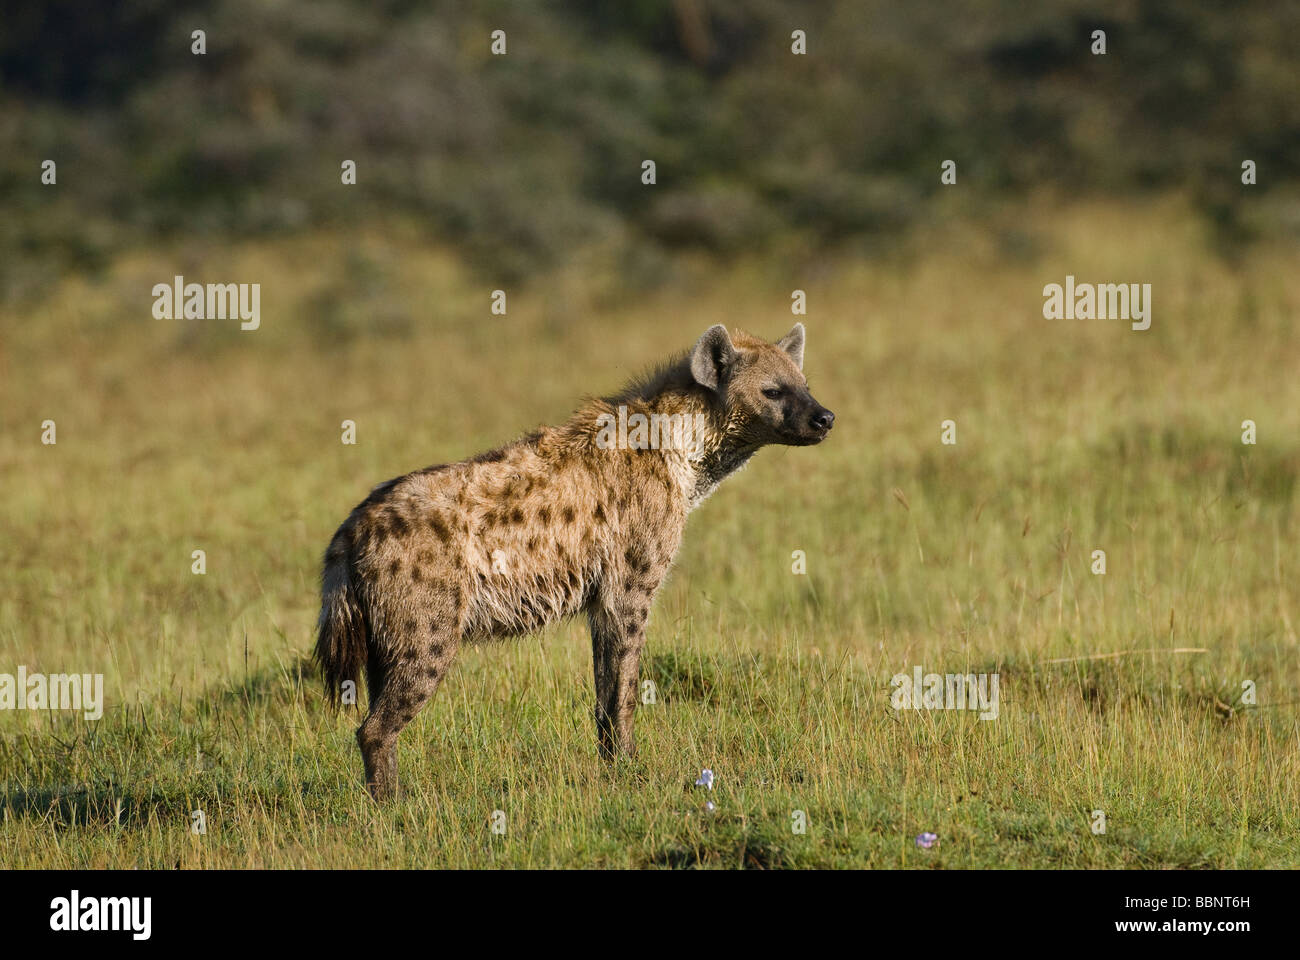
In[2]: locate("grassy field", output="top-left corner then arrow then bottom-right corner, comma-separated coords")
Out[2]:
2,195 -> 1298,868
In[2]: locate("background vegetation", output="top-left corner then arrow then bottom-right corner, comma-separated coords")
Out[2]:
3,0 -> 1297,296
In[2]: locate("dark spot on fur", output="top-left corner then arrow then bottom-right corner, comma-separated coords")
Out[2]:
539,506 -> 551,524
527,536 -> 539,552
562,506 -> 575,524
594,503 -> 606,523
510,508 -> 524,524
429,515 -> 452,543
411,566 -> 422,583
389,559 -> 401,575
426,666 -> 439,679
389,512 -> 410,538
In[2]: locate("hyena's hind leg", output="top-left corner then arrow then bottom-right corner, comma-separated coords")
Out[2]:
356,623 -> 460,800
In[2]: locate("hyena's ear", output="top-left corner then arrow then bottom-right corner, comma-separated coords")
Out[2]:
776,322 -> 805,370
690,324 -> 737,391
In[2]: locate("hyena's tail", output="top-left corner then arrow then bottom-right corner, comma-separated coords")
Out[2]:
315,531 -> 368,709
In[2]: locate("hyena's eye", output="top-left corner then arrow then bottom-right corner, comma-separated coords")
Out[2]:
762,387 -> 784,400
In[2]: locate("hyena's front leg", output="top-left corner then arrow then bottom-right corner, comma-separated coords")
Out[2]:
588,583 -> 652,761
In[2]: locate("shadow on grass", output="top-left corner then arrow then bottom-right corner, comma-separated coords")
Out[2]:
644,650 -> 767,705
979,653 -> 1257,724
0,655 -> 345,832
2,781 -> 197,831
643,820 -> 798,869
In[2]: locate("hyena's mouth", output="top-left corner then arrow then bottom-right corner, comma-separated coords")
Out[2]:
784,425 -> 831,446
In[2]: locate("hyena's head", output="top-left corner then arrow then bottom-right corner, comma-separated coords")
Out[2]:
689,322 -> 834,447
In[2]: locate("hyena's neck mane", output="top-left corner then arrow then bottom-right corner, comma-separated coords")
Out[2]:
552,352 -> 760,506
604,350 -> 696,406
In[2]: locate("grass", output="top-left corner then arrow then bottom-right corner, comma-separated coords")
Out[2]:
1,194 -> 1298,867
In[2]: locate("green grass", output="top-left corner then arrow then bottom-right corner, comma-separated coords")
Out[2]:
2,196 -> 1298,867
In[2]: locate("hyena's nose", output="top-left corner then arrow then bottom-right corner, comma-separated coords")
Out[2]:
810,408 -> 835,432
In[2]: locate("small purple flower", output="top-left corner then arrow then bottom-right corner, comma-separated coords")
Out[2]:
704,801 -> 716,812
695,769 -> 715,790
915,832 -> 938,849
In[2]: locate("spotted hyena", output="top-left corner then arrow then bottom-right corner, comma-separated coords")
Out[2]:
316,323 -> 834,799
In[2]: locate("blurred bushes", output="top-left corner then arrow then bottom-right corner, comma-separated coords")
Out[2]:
1,0 -> 1297,300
